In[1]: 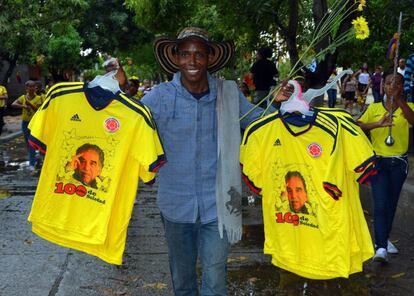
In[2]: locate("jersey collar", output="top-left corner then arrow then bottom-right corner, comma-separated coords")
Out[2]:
84,83 -> 120,110
280,109 -> 317,136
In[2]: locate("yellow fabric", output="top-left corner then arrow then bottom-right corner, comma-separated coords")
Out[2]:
0,85 -> 7,107
16,94 -> 43,121
131,91 -> 143,101
358,102 -> 414,156
357,95 -> 366,105
39,93 -> 46,103
28,82 -> 165,264
240,109 -> 374,279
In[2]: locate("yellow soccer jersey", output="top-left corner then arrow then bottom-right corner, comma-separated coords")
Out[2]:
240,109 -> 375,279
16,94 -> 43,121
0,85 -> 7,108
28,82 -> 166,264
358,101 -> 414,156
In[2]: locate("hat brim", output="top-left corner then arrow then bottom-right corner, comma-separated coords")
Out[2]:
154,37 -> 235,75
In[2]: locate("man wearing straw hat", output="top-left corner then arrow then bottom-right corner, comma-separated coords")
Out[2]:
142,27 -> 291,295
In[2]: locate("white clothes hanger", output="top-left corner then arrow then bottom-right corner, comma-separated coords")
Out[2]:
280,69 -> 353,116
88,58 -> 121,94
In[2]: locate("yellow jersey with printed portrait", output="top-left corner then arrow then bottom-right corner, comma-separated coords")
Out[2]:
240,109 -> 375,279
28,82 -> 166,264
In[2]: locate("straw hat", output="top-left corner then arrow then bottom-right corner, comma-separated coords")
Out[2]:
154,27 -> 235,75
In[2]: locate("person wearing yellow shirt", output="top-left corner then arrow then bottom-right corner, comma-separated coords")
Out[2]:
44,79 -> 55,95
12,80 -> 44,172
358,71 -> 414,263
0,84 -> 8,135
35,80 -> 46,103
126,77 -> 143,101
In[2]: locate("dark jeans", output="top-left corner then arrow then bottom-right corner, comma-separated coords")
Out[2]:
22,120 -> 37,166
372,89 -> 383,103
408,88 -> 414,102
327,89 -> 337,108
371,156 -> 408,249
161,215 -> 230,296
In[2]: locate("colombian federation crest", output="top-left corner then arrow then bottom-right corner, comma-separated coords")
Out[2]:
104,117 -> 120,133
307,142 -> 322,158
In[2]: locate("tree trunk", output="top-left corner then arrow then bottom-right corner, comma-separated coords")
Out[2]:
1,56 -> 17,86
309,0 -> 355,89
310,0 -> 335,90
287,0 -> 300,69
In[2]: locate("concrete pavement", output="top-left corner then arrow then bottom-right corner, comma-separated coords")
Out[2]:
0,115 -> 22,143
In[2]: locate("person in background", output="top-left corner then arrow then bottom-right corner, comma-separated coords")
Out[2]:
44,79 -> 55,94
342,73 -> 358,115
0,83 -> 8,136
35,80 -> 46,103
356,63 -> 370,113
139,79 -> 153,96
243,72 -> 255,92
404,54 -> 414,102
370,65 -> 383,103
357,71 -> 414,263
239,82 -> 253,102
397,58 -> 406,76
250,47 -> 278,107
11,80 -> 44,173
126,76 -> 143,101
326,68 -> 340,108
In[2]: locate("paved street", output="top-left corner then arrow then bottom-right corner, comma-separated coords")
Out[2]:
1,127 -> 414,296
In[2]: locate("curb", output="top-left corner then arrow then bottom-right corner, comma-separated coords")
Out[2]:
0,131 -> 23,143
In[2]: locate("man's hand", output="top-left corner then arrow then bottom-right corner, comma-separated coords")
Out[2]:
114,59 -> 127,88
273,80 -> 294,103
25,100 -> 38,111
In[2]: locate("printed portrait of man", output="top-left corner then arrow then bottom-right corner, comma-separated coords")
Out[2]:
284,171 -> 310,214
66,143 -> 105,189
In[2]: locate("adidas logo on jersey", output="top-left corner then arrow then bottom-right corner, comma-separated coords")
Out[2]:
70,114 -> 81,122
274,138 -> 282,146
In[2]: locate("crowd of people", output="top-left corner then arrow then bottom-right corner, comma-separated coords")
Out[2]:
237,55 -> 414,119
327,57 -> 413,116
1,26 -> 414,295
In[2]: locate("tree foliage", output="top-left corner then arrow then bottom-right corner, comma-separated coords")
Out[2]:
0,0 -> 88,83
0,0 -> 154,83
77,0 -> 154,58
126,0 -> 414,83
3,0 -> 414,85
125,0 -> 196,35
47,24 -> 83,79
337,0 -> 414,70
126,0 -> 332,82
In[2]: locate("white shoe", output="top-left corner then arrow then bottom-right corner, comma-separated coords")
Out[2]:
387,240 -> 399,254
373,248 -> 388,263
